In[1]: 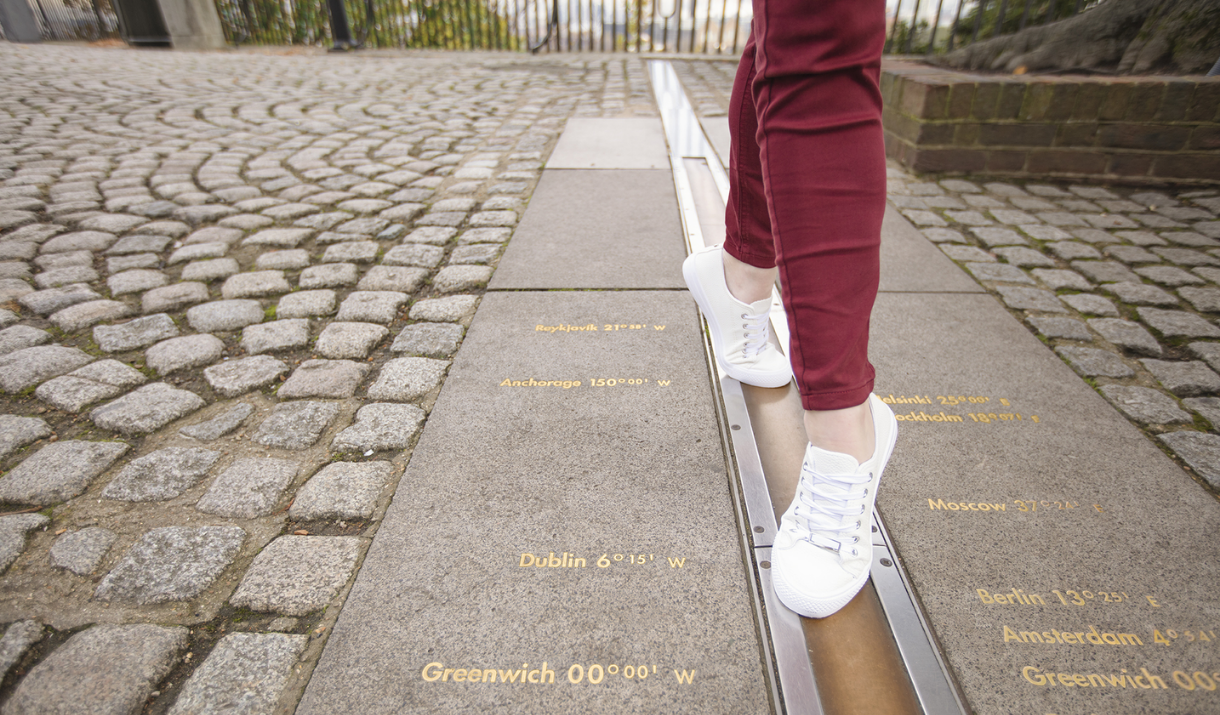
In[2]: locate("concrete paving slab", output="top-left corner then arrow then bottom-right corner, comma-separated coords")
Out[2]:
700,116 -> 731,170
489,170 -> 685,290
870,291 -> 1220,715
881,204 -> 985,294
546,118 -> 669,170
298,291 -> 767,715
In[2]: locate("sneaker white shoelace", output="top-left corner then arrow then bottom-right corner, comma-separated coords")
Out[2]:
791,463 -> 872,557
740,311 -> 770,358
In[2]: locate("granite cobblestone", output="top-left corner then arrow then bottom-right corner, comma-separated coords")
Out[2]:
0,44 -> 736,715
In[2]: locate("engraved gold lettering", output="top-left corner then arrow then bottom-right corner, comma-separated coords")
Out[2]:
673,669 -> 696,684
536,324 -> 599,333
422,663 -> 443,681
1023,666 -> 1047,685
500,378 -> 582,389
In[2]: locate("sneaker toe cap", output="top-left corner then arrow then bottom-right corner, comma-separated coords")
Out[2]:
773,541 -> 859,595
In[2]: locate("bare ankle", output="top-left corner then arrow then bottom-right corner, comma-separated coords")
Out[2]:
721,248 -> 776,304
804,401 -> 875,463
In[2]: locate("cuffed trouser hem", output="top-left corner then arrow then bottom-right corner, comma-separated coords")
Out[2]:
799,377 -> 876,412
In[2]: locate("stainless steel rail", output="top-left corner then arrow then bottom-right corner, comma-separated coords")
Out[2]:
649,57 -> 966,715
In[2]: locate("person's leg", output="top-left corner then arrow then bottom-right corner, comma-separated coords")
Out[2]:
681,35 -> 792,389
718,6 -> 885,461
722,35 -> 778,306
752,0 -> 887,418
747,0 -> 896,619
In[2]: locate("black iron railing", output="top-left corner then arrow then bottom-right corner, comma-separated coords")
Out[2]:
213,0 -> 752,52
2,0 -> 1105,57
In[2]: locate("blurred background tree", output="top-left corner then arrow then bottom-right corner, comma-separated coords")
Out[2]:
934,0 -> 1220,74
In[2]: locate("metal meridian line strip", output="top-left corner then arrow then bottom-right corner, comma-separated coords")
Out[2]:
649,57 -> 966,715
650,57 -> 822,715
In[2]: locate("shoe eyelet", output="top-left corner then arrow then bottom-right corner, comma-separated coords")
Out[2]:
851,548 -> 858,557
855,520 -> 861,529
859,505 -> 866,514
852,536 -> 859,544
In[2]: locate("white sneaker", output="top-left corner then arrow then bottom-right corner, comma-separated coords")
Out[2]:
682,244 -> 792,388
771,394 -> 898,619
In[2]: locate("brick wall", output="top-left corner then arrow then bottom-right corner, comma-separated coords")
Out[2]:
881,59 -> 1220,185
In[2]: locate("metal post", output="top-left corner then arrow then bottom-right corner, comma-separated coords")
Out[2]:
946,0 -> 963,51
885,0 -> 902,53
905,0 -> 921,53
674,0 -> 682,52
325,0 -> 355,49
926,0 -> 943,54
700,0 -> 709,52
715,0 -> 725,52
728,0 -> 740,53
635,0 -> 641,53
648,0 -> 656,51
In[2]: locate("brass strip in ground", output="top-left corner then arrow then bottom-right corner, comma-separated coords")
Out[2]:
743,381 -> 922,715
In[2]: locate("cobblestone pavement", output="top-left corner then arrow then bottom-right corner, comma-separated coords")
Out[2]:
672,58 -> 1220,498
0,42 -> 655,712
3,42 -> 1219,713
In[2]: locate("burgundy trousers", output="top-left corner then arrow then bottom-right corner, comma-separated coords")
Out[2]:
723,0 -> 887,412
